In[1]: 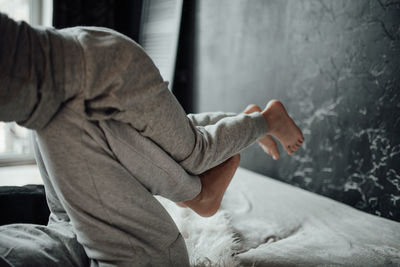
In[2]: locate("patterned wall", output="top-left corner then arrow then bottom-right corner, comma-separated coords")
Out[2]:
194,0 -> 400,221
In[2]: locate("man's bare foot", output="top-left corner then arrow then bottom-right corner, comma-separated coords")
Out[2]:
244,104 -> 280,160
258,135 -> 280,160
177,154 -> 240,217
262,100 -> 304,155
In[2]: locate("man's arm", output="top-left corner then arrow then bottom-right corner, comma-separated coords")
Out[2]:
0,13 -> 266,176
0,13 -> 82,130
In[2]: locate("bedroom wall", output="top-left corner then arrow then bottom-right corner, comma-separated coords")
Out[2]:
193,0 -> 400,221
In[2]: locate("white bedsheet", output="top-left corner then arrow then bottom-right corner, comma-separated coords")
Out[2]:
159,167 -> 400,266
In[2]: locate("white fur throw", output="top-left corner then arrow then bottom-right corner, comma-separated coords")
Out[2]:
156,196 -> 240,267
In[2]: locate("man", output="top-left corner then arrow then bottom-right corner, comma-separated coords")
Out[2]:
0,13 -> 303,266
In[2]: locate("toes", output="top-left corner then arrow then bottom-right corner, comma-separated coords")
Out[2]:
288,144 -> 300,154
294,138 -> 304,149
264,145 -> 279,159
260,144 -> 270,155
286,145 -> 294,155
244,104 -> 262,114
289,140 -> 304,154
258,135 -> 280,160
267,146 -> 279,160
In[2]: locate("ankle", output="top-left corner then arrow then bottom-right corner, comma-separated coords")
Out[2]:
262,100 -> 284,135
262,109 -> 276,135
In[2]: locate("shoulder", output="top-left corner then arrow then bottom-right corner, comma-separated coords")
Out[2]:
60,26 -> 139,48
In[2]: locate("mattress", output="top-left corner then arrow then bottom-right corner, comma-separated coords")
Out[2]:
158,167 -> 400,266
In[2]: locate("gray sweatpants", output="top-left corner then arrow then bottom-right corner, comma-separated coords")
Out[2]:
0,14 -> 267,266
30,106 -> 263,267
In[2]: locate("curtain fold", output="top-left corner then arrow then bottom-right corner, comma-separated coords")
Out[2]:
53,0 -> 143,42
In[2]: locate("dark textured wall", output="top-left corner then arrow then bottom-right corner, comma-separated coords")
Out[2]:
193,0 -> 400,221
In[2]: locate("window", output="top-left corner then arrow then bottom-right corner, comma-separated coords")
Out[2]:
140,0 -> 183,89
0,0 -> 52,167
0,0 -> 30,22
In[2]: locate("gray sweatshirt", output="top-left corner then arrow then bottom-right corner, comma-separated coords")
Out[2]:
0,13 -> 267,175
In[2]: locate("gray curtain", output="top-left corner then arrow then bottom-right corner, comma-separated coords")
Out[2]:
53,0 -> 143,42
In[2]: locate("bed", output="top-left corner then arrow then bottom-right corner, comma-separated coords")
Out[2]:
157,167 -> 400,267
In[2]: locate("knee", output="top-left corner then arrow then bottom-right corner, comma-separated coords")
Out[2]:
168,234 -> 190,267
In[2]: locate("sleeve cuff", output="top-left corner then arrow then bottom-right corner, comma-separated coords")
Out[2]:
248,112 -> 267,139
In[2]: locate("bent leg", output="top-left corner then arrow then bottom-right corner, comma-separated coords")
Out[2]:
100,120 -> 201,202
35,105 -> 189,266
31,133 -> 71,223
0,134 -> 87,267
